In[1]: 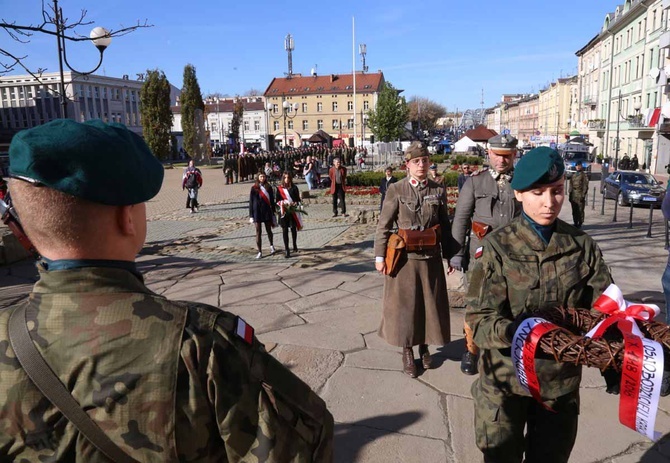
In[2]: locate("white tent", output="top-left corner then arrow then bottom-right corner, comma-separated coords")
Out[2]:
453,136 -> 478,153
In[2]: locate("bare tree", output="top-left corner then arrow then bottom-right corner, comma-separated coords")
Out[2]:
243,88 -> 262,97
408,96 -> 447,133
0,0 -> 151,80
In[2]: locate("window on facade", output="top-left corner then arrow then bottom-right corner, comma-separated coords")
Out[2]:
332,119 -> 339,129
286,120 -> 293,129
317,102 -> 323,112
653,10 -> 657,30
244,121 -> 249,131
347,118 -> 354,129
332,102 -> 338,112
273,121 -> 280,131
302,103 -> 308,112
254,120 -> 260,131
302,120 -> 309,130
272,104 -> 278,113
317,119 -> 323,129
347,101 -> 353,111
363,100 -> 369,110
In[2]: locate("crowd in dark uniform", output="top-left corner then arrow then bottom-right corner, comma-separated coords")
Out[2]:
219,145 -> 367,184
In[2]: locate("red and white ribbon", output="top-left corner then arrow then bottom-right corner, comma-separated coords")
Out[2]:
512,317 -> 562,411
277,187 -> 303,230
586,284 -> 664,441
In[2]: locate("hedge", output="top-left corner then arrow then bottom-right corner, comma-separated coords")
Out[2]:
347,170 -> 459,188
451,155 -> 483,165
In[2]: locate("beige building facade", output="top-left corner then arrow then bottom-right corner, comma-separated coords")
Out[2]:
263,71 -> 385,148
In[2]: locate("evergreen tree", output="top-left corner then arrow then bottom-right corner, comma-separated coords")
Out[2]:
181,64 -> 205,159
366,81 -> 409,142
230,98 -> 244,152
139,69 -> 173,160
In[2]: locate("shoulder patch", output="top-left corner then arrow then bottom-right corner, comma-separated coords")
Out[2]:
235,316 -> 255,344
474,246 -> 484,259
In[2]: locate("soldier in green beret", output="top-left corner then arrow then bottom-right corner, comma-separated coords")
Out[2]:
465,146 -> 613,463
0,119 -> 333,462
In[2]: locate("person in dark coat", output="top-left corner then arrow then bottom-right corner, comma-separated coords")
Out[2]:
329,158 -> 348,217
379,166 -> 398,210
249,173 -> 276,259
275,171 -> 303,258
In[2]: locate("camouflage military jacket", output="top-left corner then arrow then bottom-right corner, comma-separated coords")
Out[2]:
569,171 -> 589,199
465,217 -> 613,399
0,267 -> 333,462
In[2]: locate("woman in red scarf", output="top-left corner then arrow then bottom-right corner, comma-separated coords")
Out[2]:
249,173 -> 276,259
275,171 -> 302,258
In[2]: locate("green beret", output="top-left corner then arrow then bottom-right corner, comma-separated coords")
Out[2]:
9,119 -> 164,205
404,141 -> 429,160
510,146 -> 565,191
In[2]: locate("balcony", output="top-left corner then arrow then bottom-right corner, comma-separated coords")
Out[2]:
588,119 -> 605,129
583,96 -> 596,105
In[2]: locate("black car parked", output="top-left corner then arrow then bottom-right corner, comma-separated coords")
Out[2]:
601,170 -> 665,206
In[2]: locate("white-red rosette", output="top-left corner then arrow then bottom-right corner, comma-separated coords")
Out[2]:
585,284 -> 664,441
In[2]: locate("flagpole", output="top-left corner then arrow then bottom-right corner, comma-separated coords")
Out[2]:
352,16 -> 357,148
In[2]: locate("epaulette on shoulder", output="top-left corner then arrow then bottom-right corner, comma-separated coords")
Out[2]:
470,167 -> 488,177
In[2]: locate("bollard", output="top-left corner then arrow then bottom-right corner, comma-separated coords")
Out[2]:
591,187 -> 596,211
646,204 -> 654,238
601,189 -> 606,215
613,195 -> 618,222
628,201 -> 634,229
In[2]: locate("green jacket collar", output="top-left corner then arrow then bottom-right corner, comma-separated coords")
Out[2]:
33,265 -> 150,295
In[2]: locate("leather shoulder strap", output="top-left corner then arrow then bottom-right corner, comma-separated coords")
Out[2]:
8,304 -> 139,463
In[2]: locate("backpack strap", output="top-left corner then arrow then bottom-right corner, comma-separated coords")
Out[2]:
8,304 -> 139,463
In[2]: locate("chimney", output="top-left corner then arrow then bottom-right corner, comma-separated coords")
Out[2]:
330,74 -> 338,82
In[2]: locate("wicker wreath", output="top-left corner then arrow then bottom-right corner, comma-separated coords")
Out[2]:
529,307 -> 670,372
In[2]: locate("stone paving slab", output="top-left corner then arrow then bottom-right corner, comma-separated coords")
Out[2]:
260,321 -> 366,352
322,367 -> 449,440
228,304 -> 305,335
270,345 -> 344,393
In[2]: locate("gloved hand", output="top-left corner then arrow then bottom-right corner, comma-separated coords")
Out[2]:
601,367 -> 621,395
450,255 -> 463,272
505,312 -> 532,342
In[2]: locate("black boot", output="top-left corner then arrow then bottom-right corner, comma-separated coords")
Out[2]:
284,249 -> 290,258
419,344 -> 432,369
460,351 -> 478,375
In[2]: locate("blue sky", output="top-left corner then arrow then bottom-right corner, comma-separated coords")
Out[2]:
5,0 -> 614,111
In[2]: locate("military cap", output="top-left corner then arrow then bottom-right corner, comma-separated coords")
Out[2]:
488,133 -> 518,155
9,119 -> 164,206
510,146 -> 565,191
404,141 -> 429,160
429,164 -> 437,170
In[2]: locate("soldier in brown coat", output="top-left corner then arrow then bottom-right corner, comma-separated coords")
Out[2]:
374,141 -> 460,377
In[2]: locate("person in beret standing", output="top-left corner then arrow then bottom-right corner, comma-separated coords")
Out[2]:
569,162 -> 589,228
182,159 -> 203,213
451,134 -> 522,375
428,164 -> 445,186
374,141 -> 460,377
0,119 -> 333,462
465,147 -> 613,463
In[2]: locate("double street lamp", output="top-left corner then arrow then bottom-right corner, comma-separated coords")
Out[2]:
53,0 -> 112,118
268,95 -> 300,171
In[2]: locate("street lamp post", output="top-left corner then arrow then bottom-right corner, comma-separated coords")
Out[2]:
268,95 -> 299,172
53,0 -> 112,118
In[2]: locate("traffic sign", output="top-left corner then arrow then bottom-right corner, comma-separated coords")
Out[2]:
502,129 -> 510,135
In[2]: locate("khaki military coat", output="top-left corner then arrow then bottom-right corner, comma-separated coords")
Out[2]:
374,177 -> 460,347
465,217 -> 613,400
451,169 -> 520,265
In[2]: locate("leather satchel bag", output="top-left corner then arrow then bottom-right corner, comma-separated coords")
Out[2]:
471,221 -> 492,240
397,225 -> 441,252
385,233 -> 406,277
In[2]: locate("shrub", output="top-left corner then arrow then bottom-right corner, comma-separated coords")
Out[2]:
347,171 -> 407,186
452,155 -> 482,165
429,155 -> 448,164
443,171 -> 459,187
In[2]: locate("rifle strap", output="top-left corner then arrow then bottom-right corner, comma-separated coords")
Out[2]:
8,304 -> 139,463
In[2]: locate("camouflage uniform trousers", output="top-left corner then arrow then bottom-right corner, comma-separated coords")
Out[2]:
569,194 -> 586,226
472,378 -> 579,463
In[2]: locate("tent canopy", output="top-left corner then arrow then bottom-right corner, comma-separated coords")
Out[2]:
308,129 -> 332,143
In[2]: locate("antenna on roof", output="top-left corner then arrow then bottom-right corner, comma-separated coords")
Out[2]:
359,43 -> 368,73
285,33 -> 295,79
